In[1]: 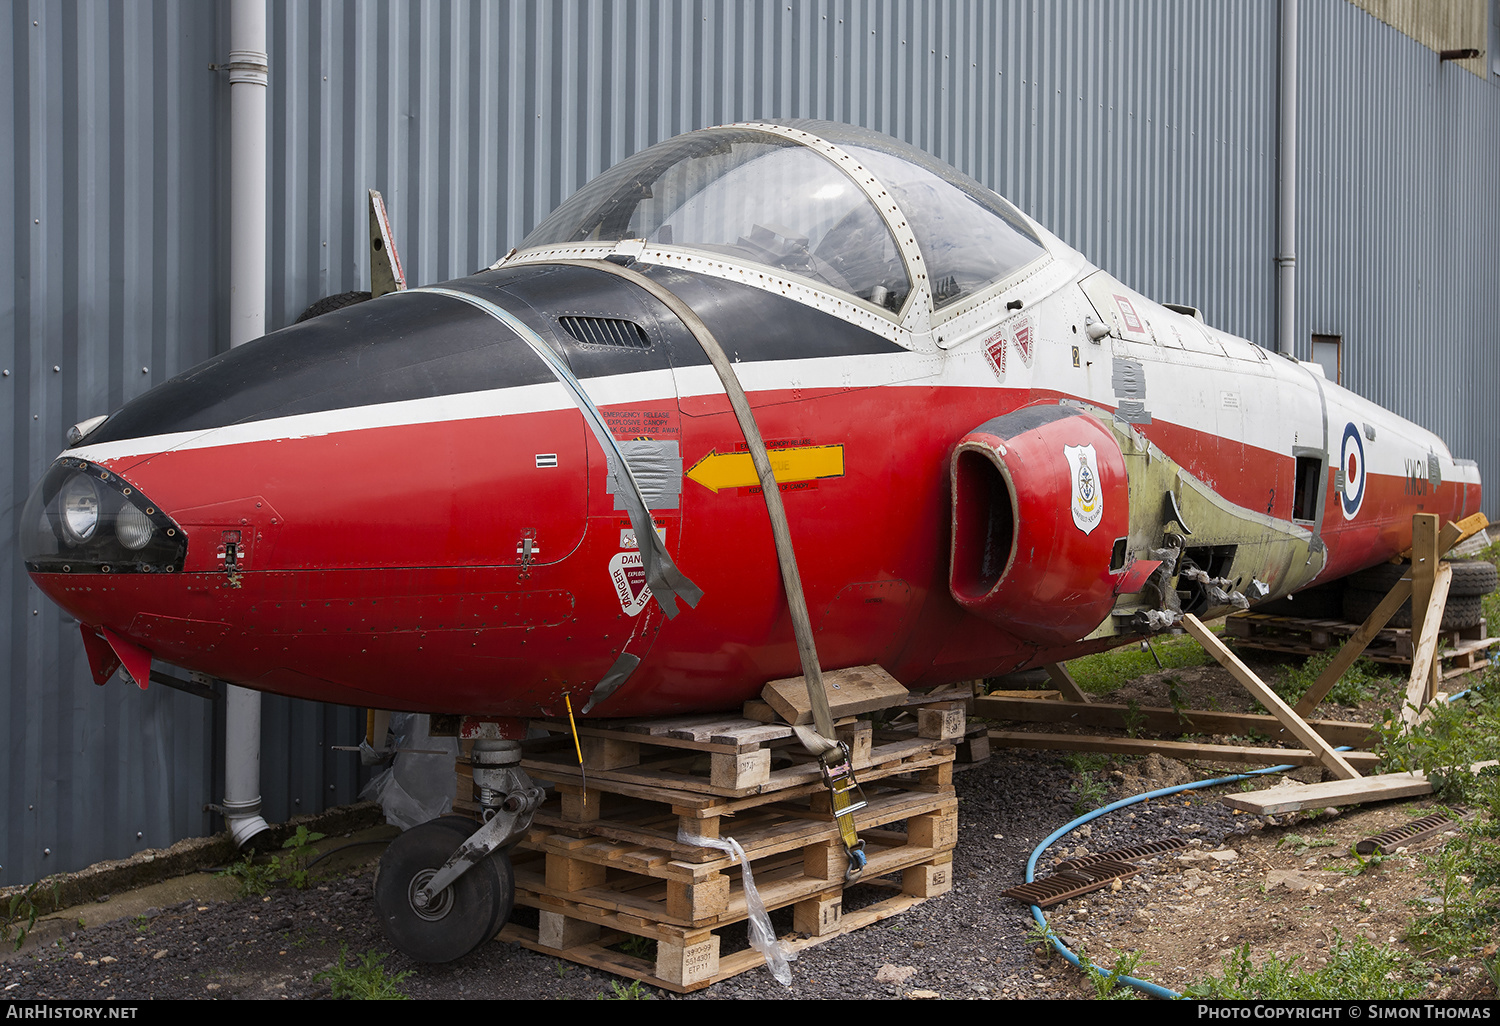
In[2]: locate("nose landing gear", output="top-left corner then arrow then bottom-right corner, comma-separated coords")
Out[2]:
373,737 -> 542,963
374,816 -> 515,963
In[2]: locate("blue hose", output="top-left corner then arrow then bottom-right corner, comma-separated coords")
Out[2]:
1025,760 -> 1301,1000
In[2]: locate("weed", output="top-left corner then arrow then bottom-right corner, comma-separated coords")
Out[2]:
1165,677 -> 1190,725
1277,832 -> 1336,855
278,826 -> 326,889
315,945 -> 413,1000
2,881 -> 44,951
1069,773 -> 1109,815
1064,752 -> 1111,814
218,853 -> 278,898
1025,920 -> 1060,959
1122,699 -> 1146,739
1063,752 -> 1110,774
1342,848 -> 1389,875
1184,935 -> 1423,1000
1077,947 -> 1146,999
554,960 -> 574,978
614,934 -> 655,960
218,826 -> 327,897
132,914 -> 150,933
597,979 -> 653,1000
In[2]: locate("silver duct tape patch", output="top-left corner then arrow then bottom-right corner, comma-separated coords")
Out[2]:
608,440 -> 683,510
1111,358 -> 1151,424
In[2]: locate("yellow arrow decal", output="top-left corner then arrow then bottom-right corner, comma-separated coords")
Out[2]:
686,444 -> 845,493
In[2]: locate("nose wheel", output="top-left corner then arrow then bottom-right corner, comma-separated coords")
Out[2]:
374,816 -> 515,963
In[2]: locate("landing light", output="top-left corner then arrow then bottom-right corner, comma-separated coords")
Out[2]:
116,502 -> 155,550
60,474 -> 102,543
21,460 -> 186,574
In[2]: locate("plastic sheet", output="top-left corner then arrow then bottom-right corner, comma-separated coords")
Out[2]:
680,829 -> 796,986
358,713 -> 458,830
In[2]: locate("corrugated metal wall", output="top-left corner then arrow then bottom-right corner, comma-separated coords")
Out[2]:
4,0 -> 1498,886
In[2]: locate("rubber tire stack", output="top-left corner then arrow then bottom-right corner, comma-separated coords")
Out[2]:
1340,559 -> 1497,630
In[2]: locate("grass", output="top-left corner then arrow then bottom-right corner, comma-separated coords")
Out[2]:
1185,935 -> 1424,1000
1062,633 -> 1211,694
1273,647 -> 1402,708
315,945 -> 414,1000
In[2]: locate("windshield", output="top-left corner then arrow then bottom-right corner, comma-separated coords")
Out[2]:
522,128 -> 911,312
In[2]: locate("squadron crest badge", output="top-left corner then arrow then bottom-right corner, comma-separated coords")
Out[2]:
1065,444 -> 1103,534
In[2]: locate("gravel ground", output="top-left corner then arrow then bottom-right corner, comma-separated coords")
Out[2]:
0,748 -> 1271,1001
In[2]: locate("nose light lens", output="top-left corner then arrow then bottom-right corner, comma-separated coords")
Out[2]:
60,475 -> 102,543
116,502 -> 155,550
22,459 -> 187,574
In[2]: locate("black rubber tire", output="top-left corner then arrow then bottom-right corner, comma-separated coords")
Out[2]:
1249,582 -> 1346,619
294,290 -> 372,323
1346,559 -> 1498,598
1341,588 -> 1483,631
374,816 -> 514,964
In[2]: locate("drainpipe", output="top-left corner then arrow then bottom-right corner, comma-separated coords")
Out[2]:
223,0 -> 271,848
1276,0 -> 1298,357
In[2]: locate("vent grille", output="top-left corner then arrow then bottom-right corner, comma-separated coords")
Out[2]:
559,316 -> 651,350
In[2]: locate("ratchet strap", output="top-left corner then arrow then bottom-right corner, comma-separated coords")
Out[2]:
552,258 -> 867,878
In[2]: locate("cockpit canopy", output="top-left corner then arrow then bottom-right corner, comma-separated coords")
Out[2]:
521,121 -> 1048,318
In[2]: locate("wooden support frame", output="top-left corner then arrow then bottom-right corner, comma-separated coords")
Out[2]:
976,514 -> 1481,797
988,729 -> 1381,770
1402,562 -> 1453,727
1043,662 -> 1090,703
973,695 -> 1378,747
1399,511 -> 1489,561
1181,614 -> 1360,779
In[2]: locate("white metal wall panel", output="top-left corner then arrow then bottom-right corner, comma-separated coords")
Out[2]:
4,0 -> 1499,885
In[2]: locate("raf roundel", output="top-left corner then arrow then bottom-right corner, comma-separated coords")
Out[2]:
1340,421 -> 1366,520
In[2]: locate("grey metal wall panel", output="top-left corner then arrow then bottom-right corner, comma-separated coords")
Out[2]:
3,0 -> 226,887
5,0 -> 1499,886
1299,0 -> 1500,499
2,0 -> 365,888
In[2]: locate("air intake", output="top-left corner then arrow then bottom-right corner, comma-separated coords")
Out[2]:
558,316 -> 652,350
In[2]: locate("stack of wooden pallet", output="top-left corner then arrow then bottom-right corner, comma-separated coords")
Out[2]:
466,669 -> 963,992
1225,610 -> 1496,679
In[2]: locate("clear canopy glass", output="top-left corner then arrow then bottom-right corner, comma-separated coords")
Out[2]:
521,122 -> 1049,314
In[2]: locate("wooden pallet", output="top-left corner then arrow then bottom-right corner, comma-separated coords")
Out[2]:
1226,612 -> 1496,679
476,710 -> 959,992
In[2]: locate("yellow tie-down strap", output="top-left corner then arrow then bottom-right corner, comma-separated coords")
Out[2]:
820,745 -> 868,880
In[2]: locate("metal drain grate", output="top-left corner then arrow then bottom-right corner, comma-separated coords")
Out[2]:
1355,812 -> 1468,855
1001,859 -> 1144,907
1055,837 -> 1190,871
